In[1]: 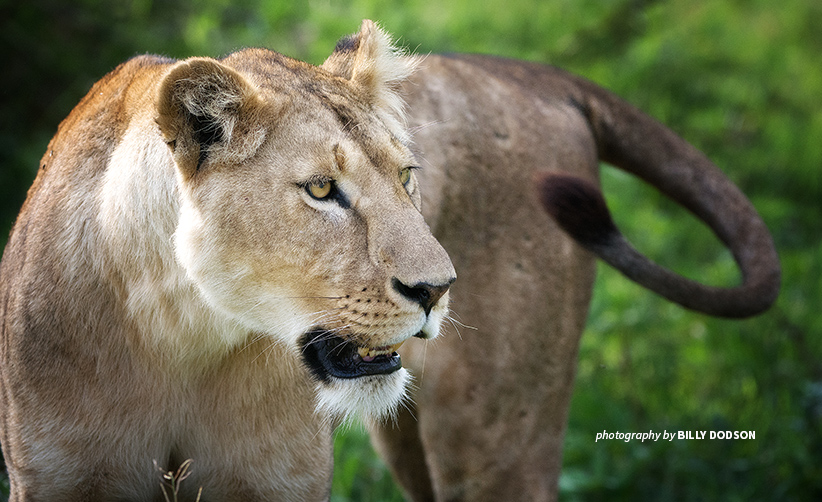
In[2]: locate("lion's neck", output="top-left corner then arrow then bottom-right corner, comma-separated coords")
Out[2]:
97,118 -> 250,365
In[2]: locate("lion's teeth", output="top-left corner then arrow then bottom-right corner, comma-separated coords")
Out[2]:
357,341 -> 406,361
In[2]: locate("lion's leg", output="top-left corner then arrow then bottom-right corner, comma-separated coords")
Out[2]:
369,398 -> 436,502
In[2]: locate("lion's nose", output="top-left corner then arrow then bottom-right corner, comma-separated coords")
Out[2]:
391,278 -> 454,315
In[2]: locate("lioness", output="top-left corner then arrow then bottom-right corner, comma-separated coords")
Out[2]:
0,20 -> 778,502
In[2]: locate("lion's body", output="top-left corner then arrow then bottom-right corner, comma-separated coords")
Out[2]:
0,22 -> 778,502
0,54 -> 337,502
372,54 -> 601,501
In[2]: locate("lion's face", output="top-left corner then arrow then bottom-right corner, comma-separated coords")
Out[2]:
157,30 -> 454,420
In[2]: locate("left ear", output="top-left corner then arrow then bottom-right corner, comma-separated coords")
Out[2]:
322,20 -> 419,141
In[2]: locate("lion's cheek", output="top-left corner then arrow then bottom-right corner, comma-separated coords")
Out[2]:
172,207 -> 315,344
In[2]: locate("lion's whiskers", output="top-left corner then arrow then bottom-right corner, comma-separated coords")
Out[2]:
408,119 -> 443,135
444,311 -> 475,341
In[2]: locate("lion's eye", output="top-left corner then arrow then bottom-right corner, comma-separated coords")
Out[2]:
400,167 -> 412,187
307,179 -> 333,200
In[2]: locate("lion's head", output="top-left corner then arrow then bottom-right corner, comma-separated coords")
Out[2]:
150,21 -> 455,421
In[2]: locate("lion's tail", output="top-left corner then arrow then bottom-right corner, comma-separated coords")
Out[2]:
535,82 -> 780,318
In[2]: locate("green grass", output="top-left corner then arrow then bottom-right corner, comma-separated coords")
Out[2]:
332,426 -> 405,502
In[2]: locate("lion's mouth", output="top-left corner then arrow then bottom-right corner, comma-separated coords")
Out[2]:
301,330 -> 404,381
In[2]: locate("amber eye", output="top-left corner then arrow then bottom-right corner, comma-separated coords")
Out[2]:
307,179 -> 333,200
399,167 -> 412,186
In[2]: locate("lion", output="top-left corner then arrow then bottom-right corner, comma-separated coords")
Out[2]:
0,20 -> 778,502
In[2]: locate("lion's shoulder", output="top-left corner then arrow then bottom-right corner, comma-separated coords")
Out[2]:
56,54 -> 175,142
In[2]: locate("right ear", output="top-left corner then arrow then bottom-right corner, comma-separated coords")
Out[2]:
156,58 -> 268,179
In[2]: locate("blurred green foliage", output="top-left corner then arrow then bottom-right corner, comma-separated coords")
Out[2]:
1,0 -> 819,500
332,426 -> 404,502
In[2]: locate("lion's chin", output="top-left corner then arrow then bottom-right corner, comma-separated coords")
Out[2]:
300,330 -> 412,423
314,369 -> 411,424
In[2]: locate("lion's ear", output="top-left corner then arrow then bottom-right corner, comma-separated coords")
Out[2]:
156,58 -> 268,179
322,20 -> 419,142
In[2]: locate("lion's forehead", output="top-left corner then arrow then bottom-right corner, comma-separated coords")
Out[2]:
208,49 -> 415,185
296,92 -> 409,167
260,94 -> 414,184
226,54 -> 413,174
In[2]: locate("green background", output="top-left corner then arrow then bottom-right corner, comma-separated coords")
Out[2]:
1,0 -> 819,500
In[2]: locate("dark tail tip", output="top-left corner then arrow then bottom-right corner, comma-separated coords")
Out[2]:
534,172 -> 780,318
534,172 -> 618,249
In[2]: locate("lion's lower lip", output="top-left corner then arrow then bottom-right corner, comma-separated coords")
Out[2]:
301,331 -> 403,381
